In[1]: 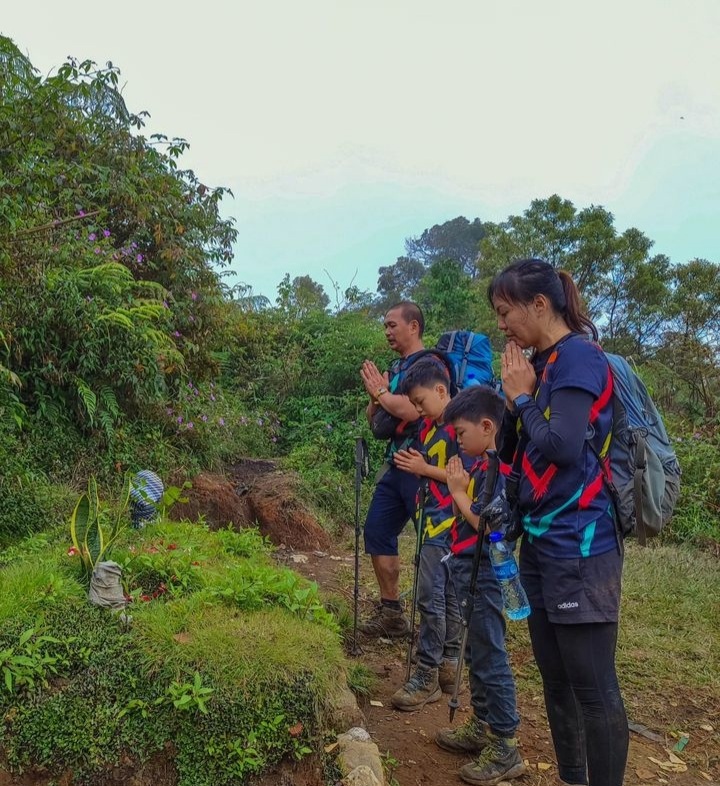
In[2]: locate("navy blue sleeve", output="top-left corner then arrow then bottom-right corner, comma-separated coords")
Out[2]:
517,387 -> 595,466
498,412 -> 519,464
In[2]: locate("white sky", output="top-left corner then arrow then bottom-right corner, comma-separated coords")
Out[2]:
4,0 -> 720,299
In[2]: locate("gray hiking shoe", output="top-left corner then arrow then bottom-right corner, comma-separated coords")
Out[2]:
438,657 -> 461,694
391,666 -> 442,711
436,715 -> 489,754
358,604 -> 410,639
459,732 -> 526,785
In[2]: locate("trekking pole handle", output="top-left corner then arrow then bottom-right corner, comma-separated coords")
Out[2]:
355,437 -> 370,479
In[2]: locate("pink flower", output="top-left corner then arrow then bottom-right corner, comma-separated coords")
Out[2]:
88,233 -> 97,241
67,547 -> 79,557
191,291 -> 198,301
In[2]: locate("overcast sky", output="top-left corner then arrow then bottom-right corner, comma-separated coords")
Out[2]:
4,1 -> 720,300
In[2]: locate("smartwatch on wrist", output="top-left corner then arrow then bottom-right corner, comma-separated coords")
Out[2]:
513,393 -> 534,413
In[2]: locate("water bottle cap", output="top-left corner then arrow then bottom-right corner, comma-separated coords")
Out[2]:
488,531 -> 503,542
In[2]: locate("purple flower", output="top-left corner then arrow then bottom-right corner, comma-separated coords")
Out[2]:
173,331 -> 181,338
166,407 -> 173,415
136,254 -> 143,263
201,415 -> 208,422
187,422 -> 194,430
191,291 -> 198,301
78,209 -> 86,217
94,247 -> 101,254
210,394 -> 216,402
271,436 -> 278,443
88,233 -> 97,241
177,416 -> 183,424
163,300 -> 169,309
218,417 -> 225,426
103,229 -> 111,238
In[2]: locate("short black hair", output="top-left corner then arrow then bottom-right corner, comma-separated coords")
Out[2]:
443,386 -> 505,430
401,358 -> 451,396
387,301 -> 425,337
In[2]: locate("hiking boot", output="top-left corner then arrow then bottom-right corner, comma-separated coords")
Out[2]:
390,666 -> 442,711
438,657 -> 462,693
436,715 -> 489,754
459,732 -> 526,785
358,604 -> 410,639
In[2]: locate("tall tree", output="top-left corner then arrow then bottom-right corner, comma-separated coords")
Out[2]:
276,274 -> 329,319
375,256 -> 426,312
405,216 -> 485,276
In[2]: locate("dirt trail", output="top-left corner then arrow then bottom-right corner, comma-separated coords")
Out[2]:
279,544 -> 720,786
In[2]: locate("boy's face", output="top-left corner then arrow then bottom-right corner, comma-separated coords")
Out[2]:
452,417 -> 496,457
408,383 -> 449,421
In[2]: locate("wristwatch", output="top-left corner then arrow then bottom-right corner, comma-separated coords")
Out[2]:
513,393 -> 534,413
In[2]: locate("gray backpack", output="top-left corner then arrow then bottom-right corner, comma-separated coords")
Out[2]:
590,353 -> 681,545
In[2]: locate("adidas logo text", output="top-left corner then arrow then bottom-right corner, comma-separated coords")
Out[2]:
557,601 -> 579,610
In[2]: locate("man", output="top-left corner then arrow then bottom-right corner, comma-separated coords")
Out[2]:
358,301 -> 426,637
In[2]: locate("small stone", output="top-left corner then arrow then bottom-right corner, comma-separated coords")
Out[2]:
291,554 -> 309,563
339,727 -> 371,743
341,765 -> 381,786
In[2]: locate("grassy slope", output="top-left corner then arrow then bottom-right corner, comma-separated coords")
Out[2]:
0,522 -> 346,785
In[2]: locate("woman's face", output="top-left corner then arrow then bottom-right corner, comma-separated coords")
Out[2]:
492,296 -> 539,349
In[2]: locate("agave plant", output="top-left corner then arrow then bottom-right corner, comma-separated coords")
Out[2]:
69,474 -> 131,581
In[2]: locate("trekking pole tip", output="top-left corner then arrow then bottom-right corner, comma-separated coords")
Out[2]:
448,698 -> 459,723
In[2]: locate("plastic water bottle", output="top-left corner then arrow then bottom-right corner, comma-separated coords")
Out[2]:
488,532 -> 531,620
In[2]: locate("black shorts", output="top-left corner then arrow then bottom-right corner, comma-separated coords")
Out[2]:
519,537 -> 623,624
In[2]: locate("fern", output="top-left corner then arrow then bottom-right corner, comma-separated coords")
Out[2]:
74,378 -> 97,424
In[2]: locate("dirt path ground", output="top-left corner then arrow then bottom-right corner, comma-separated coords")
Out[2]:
277,540 -> 720,786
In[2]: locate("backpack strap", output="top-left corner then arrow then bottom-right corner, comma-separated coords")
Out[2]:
634,433 -> 648,546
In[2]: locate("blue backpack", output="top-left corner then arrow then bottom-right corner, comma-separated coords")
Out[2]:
434,330 -> 495,391
589,353 -> 681,545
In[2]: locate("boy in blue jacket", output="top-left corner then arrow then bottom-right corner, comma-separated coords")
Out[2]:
440,385 -> 525,786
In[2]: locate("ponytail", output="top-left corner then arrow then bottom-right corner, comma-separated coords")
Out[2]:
488,258 -> 598,341
557,270 -> 598,340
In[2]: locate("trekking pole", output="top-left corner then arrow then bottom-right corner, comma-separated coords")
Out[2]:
448,449 -> 499,722
405,477 -> 429,682
351,437 -> 370,656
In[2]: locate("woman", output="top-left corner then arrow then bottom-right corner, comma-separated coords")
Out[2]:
490,259 -> 628,786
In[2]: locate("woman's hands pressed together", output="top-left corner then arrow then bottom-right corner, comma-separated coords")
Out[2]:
501,341 -> 536,404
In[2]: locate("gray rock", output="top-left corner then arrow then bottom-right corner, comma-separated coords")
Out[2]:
337,737 -> 384,785
341,764 -> 382,786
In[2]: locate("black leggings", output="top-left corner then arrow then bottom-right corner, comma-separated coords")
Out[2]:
528,610 -> 628,786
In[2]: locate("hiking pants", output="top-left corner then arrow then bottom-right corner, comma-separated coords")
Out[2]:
527,609 -> 629,786
450,552 -> 520,737
415,544 -> 461,669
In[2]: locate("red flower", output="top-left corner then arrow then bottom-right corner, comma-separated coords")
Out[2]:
167,543 -> 178,551
67,547 -> 79,557
140,595 -> 151,602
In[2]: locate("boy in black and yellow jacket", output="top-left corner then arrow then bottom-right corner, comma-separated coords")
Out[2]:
390,358 -> 463,710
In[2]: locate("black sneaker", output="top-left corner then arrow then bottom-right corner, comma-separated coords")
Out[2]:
459,732 -> 526,785
358,604 -> 410,638
391,666 -> 442,711
436,715 -> 489,754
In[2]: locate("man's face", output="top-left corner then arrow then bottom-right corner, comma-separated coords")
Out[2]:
384,307 -> 416,354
